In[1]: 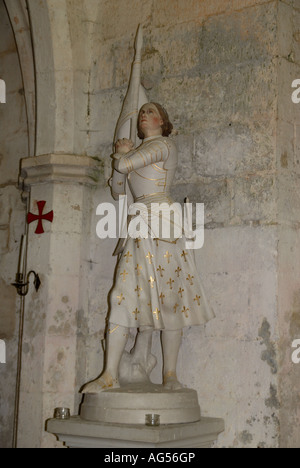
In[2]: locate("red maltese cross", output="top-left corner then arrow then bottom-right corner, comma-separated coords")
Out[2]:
27,201 -> 54,234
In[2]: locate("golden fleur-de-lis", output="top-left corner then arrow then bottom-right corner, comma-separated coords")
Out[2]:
178,287 -> 184,298
153,308 -> 160,320
159,292 -> 165,304
164,251 -> 172,264
134,238 -> 141,248
194,295 -> 201,306
135,264 -> 142,276
132,308 -> 140,320
146,252 -> 154,265
157,265 -> 165,277
148,276 -> 156,288
124,251 -> 132,263
181,306 -> 189,318
117,293 -> 125,305
175,267 -> 181,277
181,250 -> 188,262
120,270 -> 128,282
173,303 -> 179,314
167,278 -> 174,290
186,274 -> 194,285
135,285 -> 143,297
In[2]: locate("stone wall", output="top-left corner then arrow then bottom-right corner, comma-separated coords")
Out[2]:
83,0 -> 300,448
0,0 -> 299,448
276,0 -> 300,448
0,0 -> 28,448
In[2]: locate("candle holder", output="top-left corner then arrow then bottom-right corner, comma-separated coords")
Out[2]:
145,414 -> 160,426
12,271 -> 41,297
53,407 -> 70,420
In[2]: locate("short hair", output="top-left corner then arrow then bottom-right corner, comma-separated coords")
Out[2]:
137,102 -> 173,140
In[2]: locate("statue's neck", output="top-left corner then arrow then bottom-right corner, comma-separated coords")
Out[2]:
143,135 -> 162,143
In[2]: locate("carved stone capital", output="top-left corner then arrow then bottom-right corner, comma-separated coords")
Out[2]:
20,154 -> 102,188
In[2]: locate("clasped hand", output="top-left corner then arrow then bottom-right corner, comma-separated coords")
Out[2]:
114,138 -> 134,157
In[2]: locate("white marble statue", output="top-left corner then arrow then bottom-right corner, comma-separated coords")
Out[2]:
82,102 -> 215,394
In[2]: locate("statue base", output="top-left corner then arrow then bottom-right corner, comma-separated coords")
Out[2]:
47,416 -> 225,448
80,383 -> 201,425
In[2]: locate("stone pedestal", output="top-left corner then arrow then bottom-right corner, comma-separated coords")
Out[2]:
80,384 -> 201,425
47,416 -> 225,448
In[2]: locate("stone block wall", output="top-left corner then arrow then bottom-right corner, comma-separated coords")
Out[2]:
276,0 -> 300,448
83,0 -> 300,448
0,0 -> 299,448
0,0 -> 28,448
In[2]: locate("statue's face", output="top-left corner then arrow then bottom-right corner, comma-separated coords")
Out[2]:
138,103 -> 163,136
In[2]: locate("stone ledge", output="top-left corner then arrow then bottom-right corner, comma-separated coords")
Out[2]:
20,154 -> 102,187
47,416 -> 225,448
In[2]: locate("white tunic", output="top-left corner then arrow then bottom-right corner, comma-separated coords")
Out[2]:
108,135 -> 215,330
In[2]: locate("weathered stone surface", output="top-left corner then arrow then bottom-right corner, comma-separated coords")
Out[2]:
171,179 -> 232,226
88,88 -> 127,149
234,174 -> 277,223
0,1 -> 28,448
1,0 -> 300,450
172,134 -> 194,182
196,226 -> 278,276
194,123 -> 276,177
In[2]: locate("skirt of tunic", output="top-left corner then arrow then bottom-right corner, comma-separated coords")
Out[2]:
108,236 -> 215,331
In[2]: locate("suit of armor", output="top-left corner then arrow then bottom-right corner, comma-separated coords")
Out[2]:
112,135 -> 177,201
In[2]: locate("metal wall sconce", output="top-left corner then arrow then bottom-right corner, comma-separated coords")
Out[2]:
12,271 -> 41,297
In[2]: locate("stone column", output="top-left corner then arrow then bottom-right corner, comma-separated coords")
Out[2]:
17,154 -> 101,448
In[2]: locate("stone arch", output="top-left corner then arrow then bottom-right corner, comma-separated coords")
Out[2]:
4,0 -> 35,155
5,0 -> 76,157
26,0 -> 75,156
